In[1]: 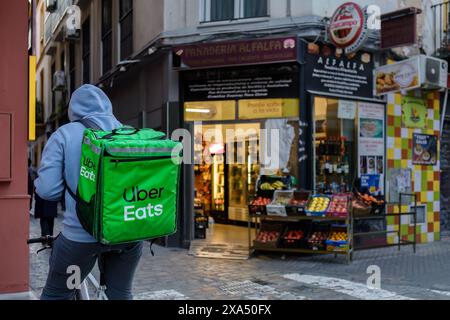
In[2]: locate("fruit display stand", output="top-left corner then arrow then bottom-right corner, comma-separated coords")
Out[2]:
248,193 -> 354,264
285,190 -> 310,216
266,191 -> 294,217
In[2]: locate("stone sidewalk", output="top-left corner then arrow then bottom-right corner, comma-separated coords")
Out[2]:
29,214 -> 450,300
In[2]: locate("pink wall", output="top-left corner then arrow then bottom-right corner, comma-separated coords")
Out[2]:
0,0 -> 30,294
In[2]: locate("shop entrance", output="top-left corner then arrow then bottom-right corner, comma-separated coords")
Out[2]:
194,123 -> 261,245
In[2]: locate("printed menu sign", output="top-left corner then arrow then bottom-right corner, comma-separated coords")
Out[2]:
358,103 -> 385,195
359,103 -> 385,156
338,100 -> 357,120
304,43 -> 374,99
183,64 -> 299,102
413,134 -> 438,166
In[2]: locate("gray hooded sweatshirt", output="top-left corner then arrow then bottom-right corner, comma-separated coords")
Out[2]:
35,84 -> 121,243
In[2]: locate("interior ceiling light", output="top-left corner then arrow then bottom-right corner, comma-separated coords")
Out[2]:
186,108 -> 211,114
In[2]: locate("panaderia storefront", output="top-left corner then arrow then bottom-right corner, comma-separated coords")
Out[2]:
172,34 -> 387,247
170,2 -> 444,260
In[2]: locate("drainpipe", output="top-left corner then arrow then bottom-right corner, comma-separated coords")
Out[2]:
441,88 -> 449,137
287,0 -> 292,17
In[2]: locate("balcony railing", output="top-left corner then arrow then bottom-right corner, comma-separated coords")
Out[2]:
432,1 -> 450,58
44,0 -> 73,46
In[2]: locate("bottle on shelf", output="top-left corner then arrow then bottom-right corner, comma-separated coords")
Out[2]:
324,138 -> 330,156
318,140 -> 324,156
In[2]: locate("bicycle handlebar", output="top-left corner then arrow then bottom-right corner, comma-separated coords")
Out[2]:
27,236 -> 56,246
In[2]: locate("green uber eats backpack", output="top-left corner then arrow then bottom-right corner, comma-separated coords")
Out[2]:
66,120 -> 183,246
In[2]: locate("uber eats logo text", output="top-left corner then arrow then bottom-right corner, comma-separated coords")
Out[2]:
80,157 -> 96,182
123,186 -> 165,222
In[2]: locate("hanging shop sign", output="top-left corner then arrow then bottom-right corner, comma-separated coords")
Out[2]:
183,64 -> 299,102
358,103 -> 385,192
304,43 -> 373,99
402,96 -> 427,129
328,2 -> 369,55
413,134 -> 438,166
374,58 -> 420,96
174,37 -> 298,69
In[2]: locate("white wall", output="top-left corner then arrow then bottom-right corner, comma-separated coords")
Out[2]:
308,0 -> 401,17
134,0 -> 164,52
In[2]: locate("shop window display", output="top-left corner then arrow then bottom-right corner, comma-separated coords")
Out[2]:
314,97 -> 356,194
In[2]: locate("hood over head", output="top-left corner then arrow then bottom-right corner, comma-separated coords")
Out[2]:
68,84 -> 121,130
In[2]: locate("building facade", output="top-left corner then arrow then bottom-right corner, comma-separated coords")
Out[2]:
0,0 -> 31,295
33,0 -> 449,248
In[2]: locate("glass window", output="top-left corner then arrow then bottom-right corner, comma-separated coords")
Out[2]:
51,62 -> 55,114
69,43 -> 76,95
243,0 -> 268,18
203,0 -> 268,22
314,97 -> 355,194
119,0 -> 133,60
82,17 -> 90,84
102,0 -> 113,74
210,0 -> 234,21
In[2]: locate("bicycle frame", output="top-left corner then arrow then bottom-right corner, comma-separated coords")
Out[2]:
78,274 -> 108,300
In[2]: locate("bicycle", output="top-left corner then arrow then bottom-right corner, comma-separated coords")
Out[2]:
27,235 -> 108,300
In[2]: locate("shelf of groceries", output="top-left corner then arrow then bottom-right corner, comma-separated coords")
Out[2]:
247,178 -> 389,263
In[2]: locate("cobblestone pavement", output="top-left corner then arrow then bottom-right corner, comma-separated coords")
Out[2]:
29,215 -> 450,300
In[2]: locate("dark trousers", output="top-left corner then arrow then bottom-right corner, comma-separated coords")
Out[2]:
40,217 -> 55,237
41,234 -> 143,300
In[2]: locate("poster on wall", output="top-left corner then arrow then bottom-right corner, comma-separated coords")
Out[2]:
338,100 -> 357,120
358,103 -> 385,194
413,134 -> 438,166
402,96 -> 427,129
360,174 -> 382,195
387,168 -> 412,204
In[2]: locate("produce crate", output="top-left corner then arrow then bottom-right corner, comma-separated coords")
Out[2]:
286,190 -> 311,216
306,231 -> 329,251
266,190 -> 294,217
371,203 -> 386,215
327,194 -> 351,218
253,222 -> 284,249
248,204 -> 267,216
280,229 -> 307,249
326,240 -> 349,253
194,215 -> 207,239
256,176 -> 291,198
305,195 -> 331,217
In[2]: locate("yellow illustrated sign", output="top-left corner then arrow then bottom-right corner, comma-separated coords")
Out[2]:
239,99 -> 299,120
374,57 -> 420,96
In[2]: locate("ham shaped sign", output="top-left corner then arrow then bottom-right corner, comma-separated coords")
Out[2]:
329,2 -> 369,55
